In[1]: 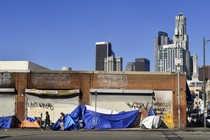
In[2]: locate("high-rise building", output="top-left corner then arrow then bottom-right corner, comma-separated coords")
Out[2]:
125,62 -> 135,71
158,44 -> 186,73
156,13 -> 192,80
125,58 -> 150,72
104,56 -> 122,71
154,31 -> 172,71
135,58 -> 150,71
95,41 -> 112,71
104,56 -> 115,71
115,56 -> 123,71
95,41 -> 122,71
173,13 -> 191,79
192,54 -> 199,81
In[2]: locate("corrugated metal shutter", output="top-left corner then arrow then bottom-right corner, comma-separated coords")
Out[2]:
0,94 -> 15,116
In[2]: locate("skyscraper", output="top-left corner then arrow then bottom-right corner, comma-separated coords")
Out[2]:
95,41 -> 112,71
154,31 -> 172,71
125,58 -> 150,72
135,58 -> 150,71
95,41 -> 122,71
173,13 -> 191,79
156,13 -> 192,79
104,56 -> 122,71
104,56 -> 115,71
125,62 -> 135,71
115,56 -> 123,71
158,44 -> 186,72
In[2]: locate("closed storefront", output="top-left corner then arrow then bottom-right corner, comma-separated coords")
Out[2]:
90,89 -> 154,112
0,88 -> 15,117
25,89 -> 80,123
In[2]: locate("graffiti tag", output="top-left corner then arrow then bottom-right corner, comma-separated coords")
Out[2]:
127,102 -> 149,110
0,72 -> 11,85
28,101 -> 54,110
153,101 -> 171,115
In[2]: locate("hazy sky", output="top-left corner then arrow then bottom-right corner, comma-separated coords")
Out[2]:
1,0 -> 210,71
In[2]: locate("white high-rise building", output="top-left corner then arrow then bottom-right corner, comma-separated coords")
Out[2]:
115,57 -> 123,71
104,56 -> 115,71
192,54 -> 199,81
104,56 -> 122,71
157,13 -> 192,79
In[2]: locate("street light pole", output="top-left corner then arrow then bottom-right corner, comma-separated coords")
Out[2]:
203,36 -> 210,128
94,91 -> 97,129
178,66 -> 181,129
175,58 -> 182,129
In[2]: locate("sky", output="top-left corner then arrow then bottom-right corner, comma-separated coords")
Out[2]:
1,0 -> 210,71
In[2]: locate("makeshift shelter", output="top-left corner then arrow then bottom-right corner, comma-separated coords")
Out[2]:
52,105 -> 81,131
0,115 -> 21,129
81,105 -> 139,129
52,105 -> 139,130
21,117 -> 40,128
141,116 -> 163,129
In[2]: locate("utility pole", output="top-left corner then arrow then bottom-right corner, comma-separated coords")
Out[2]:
203,36 -> 210,128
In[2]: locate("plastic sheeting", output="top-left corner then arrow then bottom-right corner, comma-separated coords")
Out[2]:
26,117 -> 36,122
0,116 -> 21,129
142,116 -> 163,129
52,105 -> 139,130
52,105 -> 81,130
81,105 -> 139,129
0,116 -> 12,128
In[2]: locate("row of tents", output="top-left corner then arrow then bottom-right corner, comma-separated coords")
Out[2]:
0,105 -> 167,130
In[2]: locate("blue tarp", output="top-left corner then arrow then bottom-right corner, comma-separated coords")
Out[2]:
52,105 -> 139,130
26,117 -> 36,122
0,116 -> 13,128
81,105 -> 139,129
0,116 -> 21,129
52,105 -> 81,131
148,107 -> 155,116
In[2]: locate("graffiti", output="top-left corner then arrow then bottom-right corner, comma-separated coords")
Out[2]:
163,113 -> 174,128
97,73 -> 127,89
0,72 -> 11,85
153,101 -> 171,115
31,74 -> 71,87
28,101 -> 54,110
127,102 -> 149,110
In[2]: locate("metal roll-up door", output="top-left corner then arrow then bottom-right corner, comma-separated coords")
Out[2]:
0,93 -> 15,116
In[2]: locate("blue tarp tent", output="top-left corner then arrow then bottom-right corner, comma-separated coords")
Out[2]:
0,116 -> 13,128
0,116 -> 21,129
52,105 -> 139,130
81,105 -> 139,129
52,105 -> 81,130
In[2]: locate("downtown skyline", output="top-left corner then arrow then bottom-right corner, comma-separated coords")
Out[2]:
1,0 -> 210,71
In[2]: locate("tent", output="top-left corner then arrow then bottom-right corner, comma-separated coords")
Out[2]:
52,105 -> 81,131
21,117 -> 40,128
81,105 -> 139,129
52,105 -> 139,130
141,116 -> 163,129
0,115 -> 21,129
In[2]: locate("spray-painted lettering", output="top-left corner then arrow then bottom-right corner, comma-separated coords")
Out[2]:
28,101 -> 54,110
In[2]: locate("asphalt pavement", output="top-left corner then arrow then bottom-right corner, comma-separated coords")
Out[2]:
1,128 -> 210,140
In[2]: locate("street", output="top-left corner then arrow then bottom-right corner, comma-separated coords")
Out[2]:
1,129 -> 210,140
